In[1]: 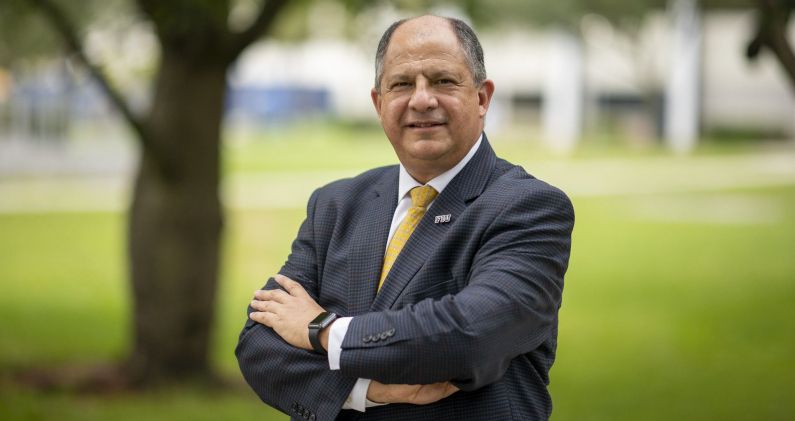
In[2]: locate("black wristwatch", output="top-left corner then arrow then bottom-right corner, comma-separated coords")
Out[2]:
308,312 -> 338,354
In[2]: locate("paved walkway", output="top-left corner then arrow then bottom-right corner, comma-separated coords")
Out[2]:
2,149 -> 795,214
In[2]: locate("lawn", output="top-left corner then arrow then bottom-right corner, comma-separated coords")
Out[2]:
1,131 -> 794,420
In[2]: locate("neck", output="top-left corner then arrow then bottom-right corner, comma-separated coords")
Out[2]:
405,168 -> 440,185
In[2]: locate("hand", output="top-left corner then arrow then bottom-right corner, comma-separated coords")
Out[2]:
366,380 -> 460,405
249,274 -> 325,350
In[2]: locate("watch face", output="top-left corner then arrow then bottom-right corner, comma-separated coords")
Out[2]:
310,312 -> 329,328
310,312 -> 335,329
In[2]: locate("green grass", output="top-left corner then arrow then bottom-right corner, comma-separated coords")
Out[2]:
0,212 -> 128,367
0,387 -> 283,421
0,210 -> 300,420
551,188 -> 795,420
2,131 -> 794,420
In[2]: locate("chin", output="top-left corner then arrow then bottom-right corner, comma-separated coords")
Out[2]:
406,139 -> 450,159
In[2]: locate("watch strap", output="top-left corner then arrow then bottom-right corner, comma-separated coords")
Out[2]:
308,312 -> 337,354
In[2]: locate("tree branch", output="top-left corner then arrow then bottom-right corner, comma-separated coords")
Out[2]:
29,0 -> 159,155
748,0 -> 795,91
226,0 -> 289,60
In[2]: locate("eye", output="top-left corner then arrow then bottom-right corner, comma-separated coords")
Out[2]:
390,81 -> 411,90
435,79 -> 455,85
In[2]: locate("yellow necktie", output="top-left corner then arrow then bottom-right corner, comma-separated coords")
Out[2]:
379,185 -> 438,290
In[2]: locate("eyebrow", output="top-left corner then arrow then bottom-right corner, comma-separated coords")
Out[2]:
385,68 -> 462,82
386,74 -> 410,82
427,70 -> 460,80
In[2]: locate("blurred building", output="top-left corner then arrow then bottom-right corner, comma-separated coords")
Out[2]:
226,6 -> 794,149
2,6 -> 794,154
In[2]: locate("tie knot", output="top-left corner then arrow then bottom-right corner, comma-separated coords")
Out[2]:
410,185 -> 438,209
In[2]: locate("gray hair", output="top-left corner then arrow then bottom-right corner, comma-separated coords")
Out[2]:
374,16 -> 487,93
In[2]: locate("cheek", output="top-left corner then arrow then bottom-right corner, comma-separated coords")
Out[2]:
381,97 -> 408,120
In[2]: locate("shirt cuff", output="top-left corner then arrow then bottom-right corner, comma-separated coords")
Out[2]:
327,316 -> 352,370
342,378 -> 388,412
343,378 -> 370,411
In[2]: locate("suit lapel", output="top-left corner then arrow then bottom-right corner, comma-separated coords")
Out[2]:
370,189 -> 466,310
347,167 -> 398,315
371,134 -> 498,311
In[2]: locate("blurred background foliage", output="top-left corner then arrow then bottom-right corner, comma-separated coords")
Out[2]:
1,0 -> 794,420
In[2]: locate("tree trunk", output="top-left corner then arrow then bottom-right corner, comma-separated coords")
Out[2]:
28,0 -> 289,388
127,51 -> 227,385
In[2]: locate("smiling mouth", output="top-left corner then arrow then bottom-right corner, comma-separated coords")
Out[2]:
407,122 -> 445,128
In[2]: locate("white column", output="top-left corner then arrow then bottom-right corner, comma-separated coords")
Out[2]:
665,0 -> 702,153
542,29 -> 584,154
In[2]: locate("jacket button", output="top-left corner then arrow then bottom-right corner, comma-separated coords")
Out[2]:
362,335 -> 371,343
309,414 -> 316,421
379,332 -> 389,340
387,328 -> 395,336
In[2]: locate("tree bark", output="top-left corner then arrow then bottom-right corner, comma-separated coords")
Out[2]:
127,51 -> 226,384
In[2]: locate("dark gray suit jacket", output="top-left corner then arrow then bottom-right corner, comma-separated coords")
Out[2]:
236,135 -> 574,421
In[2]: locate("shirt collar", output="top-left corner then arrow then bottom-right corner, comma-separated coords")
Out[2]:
397,133 -> 483,201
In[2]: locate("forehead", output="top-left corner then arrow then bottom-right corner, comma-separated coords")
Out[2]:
382,19 -> 468,75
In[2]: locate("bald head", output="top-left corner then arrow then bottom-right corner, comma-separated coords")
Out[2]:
374,15 -> 486,93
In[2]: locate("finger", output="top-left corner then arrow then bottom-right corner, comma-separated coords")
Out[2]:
249,311 -> 279,327
274,274 -> 308,297
443,382 -> 459,397
250,299 -> 283,313
253,289 -> 290,303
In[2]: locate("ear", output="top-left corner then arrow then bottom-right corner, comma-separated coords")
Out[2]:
371,88 -> 382,117
477,80 -> 495,117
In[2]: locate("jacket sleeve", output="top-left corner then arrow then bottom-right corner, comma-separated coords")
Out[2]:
236,190 -> 356,421
338,185 -> 574,391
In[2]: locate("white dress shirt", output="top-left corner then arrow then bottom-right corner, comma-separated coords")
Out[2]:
327,135 -> 483,412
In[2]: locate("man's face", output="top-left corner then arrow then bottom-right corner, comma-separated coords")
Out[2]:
371,17 -> 494,182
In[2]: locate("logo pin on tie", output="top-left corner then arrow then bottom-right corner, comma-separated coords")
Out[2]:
434,214 -> 452,224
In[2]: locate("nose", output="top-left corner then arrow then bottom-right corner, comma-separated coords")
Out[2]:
408,80 -> 438,112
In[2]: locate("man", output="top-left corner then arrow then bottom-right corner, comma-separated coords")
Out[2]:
236,15 -> 574,421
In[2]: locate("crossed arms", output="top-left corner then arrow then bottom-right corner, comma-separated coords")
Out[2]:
235,183 -> 574,420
